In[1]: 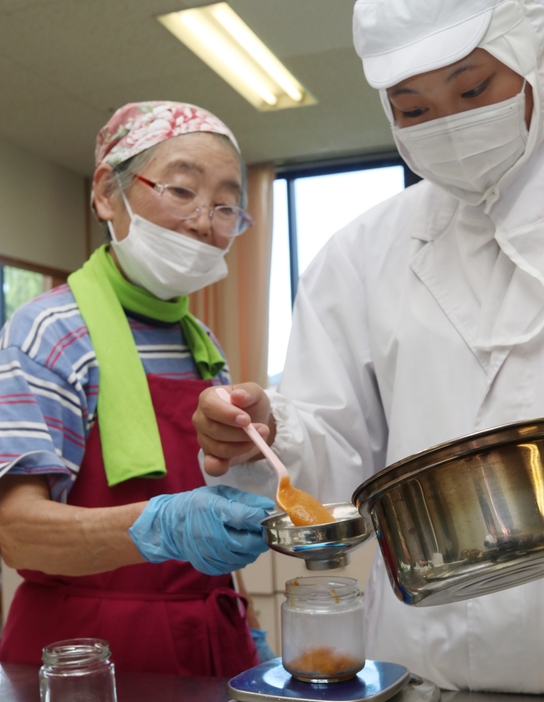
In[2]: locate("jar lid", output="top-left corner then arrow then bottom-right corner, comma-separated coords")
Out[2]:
285,575 -> 360,600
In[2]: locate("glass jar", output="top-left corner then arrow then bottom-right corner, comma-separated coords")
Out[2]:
39,638 -> 117,702
282,576 -> 365,683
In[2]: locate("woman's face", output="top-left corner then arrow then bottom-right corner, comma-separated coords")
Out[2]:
94,132 -> 242,251
387,48 -> 533,129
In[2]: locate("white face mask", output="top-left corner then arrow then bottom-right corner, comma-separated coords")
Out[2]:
393,86 -> 529,207
108,195 -> 229,300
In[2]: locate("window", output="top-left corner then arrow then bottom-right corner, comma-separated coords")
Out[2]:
0,260 -> 68,329
268,158 -> 415,386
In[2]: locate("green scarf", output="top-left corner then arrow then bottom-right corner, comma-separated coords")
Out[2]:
68,245 -> 225,486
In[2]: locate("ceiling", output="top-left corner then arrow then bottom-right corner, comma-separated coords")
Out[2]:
0,0 -> 396,176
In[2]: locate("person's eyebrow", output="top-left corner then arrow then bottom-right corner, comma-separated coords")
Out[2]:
388,61 -> 484,97
219,179 -> 243,197
388,86 -> 419,97
164,159 -> 205,176
444,62 -> 480,85
163,159 -> 242,196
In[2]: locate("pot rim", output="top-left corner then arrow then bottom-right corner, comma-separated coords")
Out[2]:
351,416 -> 544,515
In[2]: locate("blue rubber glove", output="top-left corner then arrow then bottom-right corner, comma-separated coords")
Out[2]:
129,485 -> 275,575
250,628 -> 277,663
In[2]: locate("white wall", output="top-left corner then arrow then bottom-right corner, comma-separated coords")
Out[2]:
0,137 -> 86,272
1,561 -> 23,626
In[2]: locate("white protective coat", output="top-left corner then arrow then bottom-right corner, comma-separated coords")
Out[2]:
208,0 -> 544,691
266,4 -> 544,691
216,147 -> 544,691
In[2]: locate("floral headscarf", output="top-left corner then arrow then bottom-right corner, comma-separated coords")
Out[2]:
95,101 -> 240,169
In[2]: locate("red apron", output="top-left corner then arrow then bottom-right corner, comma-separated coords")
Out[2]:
0,375 -> 260,676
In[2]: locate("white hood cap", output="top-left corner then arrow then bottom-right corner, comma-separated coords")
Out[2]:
354,0 -> 506,88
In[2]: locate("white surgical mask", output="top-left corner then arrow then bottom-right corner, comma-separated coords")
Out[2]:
393,85 -> 529,208
108,194 -> 229,300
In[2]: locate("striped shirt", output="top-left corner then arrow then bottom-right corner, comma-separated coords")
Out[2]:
0,284 -> 230,503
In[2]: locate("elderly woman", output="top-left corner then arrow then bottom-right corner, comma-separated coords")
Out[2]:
0,101 -> 274,675
195,0 -> 544,693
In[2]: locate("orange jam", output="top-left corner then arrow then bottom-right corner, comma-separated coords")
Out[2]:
286,646 -> 363,680
277,476 -> 335,526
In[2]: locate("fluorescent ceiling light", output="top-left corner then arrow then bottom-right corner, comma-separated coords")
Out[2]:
157,3 -> 316,111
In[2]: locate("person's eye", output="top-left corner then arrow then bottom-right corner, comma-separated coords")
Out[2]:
168,186 -> 195,202
462,77 -> 491,99
215,205 -> 239,218
401,108 -> 427,119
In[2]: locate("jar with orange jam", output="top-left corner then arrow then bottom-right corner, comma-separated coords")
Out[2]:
281,576 -> 365,683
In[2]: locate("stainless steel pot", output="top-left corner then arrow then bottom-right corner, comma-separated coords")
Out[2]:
352,418 -> 544,606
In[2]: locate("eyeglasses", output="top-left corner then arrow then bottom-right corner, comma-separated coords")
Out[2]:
133,174 -> 254,237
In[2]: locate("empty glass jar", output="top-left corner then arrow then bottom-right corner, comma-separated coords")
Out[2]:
281,575 -> 365,683
39,638 -> 117,702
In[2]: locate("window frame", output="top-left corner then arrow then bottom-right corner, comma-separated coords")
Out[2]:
276,153 -> 420,305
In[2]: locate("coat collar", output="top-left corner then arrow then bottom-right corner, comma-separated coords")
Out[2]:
408,145 -> 544,384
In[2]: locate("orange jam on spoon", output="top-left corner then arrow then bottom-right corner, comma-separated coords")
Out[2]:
277,476 -> 335,527
213,388 -> 334,527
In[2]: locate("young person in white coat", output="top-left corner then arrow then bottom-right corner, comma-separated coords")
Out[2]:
194,0 -> 544,692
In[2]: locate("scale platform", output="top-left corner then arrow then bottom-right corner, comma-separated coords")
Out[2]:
228,659 -> 438,702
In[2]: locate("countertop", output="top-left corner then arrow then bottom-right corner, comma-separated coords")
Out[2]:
441,695 -> 543,702
0,663 -> 230,702
1,662 -> 541,702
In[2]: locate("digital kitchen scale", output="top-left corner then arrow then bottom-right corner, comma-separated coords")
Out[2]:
228,659 -> 440,702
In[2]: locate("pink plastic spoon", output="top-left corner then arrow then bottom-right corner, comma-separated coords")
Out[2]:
215,387 -> 289,481
215,387 -> 334,526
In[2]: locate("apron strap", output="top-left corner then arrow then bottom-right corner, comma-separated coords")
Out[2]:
205,587 -> 260,676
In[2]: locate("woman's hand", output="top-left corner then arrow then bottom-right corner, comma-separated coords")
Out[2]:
193,382 -> 276,476
129,486 -> 275,574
